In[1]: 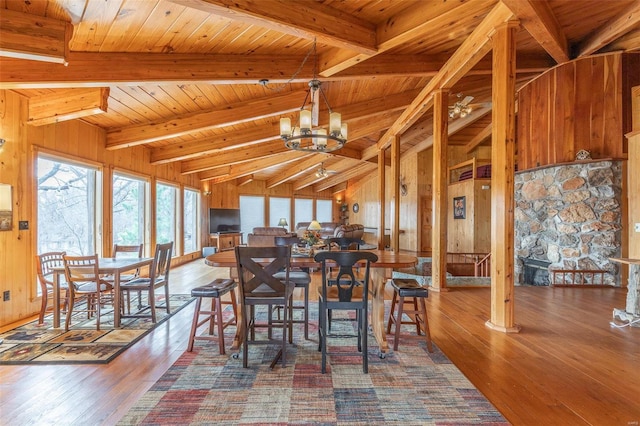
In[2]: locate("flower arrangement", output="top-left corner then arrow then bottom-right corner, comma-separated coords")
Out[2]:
302,229 -> 321,246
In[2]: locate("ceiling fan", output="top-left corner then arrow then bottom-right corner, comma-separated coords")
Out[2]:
449,94 -> 474,119
315,163 -> 339,178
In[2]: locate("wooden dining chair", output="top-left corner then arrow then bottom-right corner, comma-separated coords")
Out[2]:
314,250 -> 378,374
235,245 -> 295,368
119,242 -> 173,323
109,243 -> 144,313
62,254 -> 114,331
36,251 -> 69,325
274,236 -> 311,340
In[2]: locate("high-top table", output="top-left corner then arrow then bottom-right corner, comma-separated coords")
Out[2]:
52,257 -> 154,328
205,249 -> 417,354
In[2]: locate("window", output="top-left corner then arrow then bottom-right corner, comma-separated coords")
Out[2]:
37,155 -> 102,256
156,182 -> 178,246
240,195 -> 264,237
316,199 -> 332,222
294,198 -> 313,226
113,172 -> 147,250
269,197 -> 290,230
183,188 -> 199,253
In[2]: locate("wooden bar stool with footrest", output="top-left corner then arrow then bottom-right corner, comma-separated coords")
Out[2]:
187,278 -> 238,355
386,278 -> 434,352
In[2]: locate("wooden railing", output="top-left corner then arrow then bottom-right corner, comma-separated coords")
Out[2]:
475,253 -> 491,277
445,253 -> 490,277
549,269 -> 611,287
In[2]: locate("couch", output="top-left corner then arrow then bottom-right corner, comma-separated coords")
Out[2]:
295,222 -> 340,239
295,222 -> 364,240
246,227 -> 296,246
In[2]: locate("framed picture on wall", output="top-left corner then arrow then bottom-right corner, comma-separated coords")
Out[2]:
453,196 -> 466,219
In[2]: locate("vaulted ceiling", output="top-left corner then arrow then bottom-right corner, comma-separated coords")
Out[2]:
1,0 -> 639,193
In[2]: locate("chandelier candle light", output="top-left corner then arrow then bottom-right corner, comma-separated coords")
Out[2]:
279,40 -> 347,153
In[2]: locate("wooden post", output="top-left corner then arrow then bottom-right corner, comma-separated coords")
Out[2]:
391,135 -> 400,253
378,149 -> 386,250
432,89 -> 448,291
486,21 -> 521,333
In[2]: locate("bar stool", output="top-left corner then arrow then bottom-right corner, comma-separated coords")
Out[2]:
386,278 -> 434,352
187,278 -> 238,355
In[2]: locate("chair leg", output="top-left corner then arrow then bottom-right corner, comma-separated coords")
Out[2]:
149,288 -> 157,323
386,291 -> 398,334
65,296 -> 75,331
214,297 -> 226,355
417,297 -> 434,353
164,284 -> 171,314
187,297 -> 203,352
393,295 -> 405,352
38,290 -> 48,325
303,285 -> 309,340
362,306 -> 368,374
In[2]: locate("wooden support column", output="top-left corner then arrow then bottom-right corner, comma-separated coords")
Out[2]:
486,21 -> 521,333
378,149 -> 386,250
432,89 -> 448,291
391,135 -> 401,253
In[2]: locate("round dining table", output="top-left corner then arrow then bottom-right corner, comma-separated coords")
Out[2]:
205,248 -> 417,355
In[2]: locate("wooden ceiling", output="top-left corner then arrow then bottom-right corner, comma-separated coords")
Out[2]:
1,0 -> 639,193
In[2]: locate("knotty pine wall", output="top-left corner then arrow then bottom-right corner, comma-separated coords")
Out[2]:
0,89 -> 202,327
517,52 -> 639,170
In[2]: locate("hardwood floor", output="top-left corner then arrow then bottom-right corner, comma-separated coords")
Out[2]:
1,259 -> 639,425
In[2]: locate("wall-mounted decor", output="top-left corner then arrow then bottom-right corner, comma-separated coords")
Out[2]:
352,203 -> 359,213
453,196 -> 466,220
0,184 -> 12,231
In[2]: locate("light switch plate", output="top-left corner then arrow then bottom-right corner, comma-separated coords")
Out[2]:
635,223 -> 640,232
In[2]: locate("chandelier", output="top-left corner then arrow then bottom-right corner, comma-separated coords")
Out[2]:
279,41 -> 347,153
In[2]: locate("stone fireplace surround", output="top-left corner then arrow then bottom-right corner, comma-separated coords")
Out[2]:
514,160 -> 622,286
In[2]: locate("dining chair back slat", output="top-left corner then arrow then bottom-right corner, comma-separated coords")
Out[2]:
235,245 -> 295,368
36,251 -> 68,325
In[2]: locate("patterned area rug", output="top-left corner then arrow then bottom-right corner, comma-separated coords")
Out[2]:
119,305 -> 508,425
0,294 -> 194,364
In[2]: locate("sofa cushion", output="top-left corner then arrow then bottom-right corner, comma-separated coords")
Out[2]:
334,224 -> 364,239
247,227 -> 295,246
295,222 -> 340,239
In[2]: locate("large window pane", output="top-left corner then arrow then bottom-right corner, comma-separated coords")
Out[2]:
294,198 -> 313,227
37,156 -> 100,256
316,199 -> 332,222
269,197 -> 290,230
183,188 -> 198,253
240,195 -> 264,238
156,183 -> 177,245
113,173 -> 146,248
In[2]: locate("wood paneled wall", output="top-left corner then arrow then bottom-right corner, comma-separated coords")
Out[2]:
0,89 -> 201,327
447,179 -> 491,253
517,52 -> 639,170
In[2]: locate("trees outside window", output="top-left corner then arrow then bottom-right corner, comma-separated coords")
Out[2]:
183,188 -> 199,253
113,173 -> 147,249
156,183 -> 177,245
37,155 -> 101,256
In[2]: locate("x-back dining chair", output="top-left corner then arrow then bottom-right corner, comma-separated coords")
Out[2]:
62,254 -> 114,331
36,251 -> 69,325
235,245 -> 295,368
119,242 -> 173,323
274,236 -> 311,340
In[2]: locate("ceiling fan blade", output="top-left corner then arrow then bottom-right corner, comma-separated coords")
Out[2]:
462,95 -> 474,105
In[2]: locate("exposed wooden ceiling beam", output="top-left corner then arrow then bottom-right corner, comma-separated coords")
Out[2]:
168,0 -> 377,55
373,2 -> 514,155
0,9 -> 72,64
149,89 -> 416,164
465,123 -> 493,152
182,140 -> 288,174
501,0 -> 570,63
312,162 -> 377,192
201,151 -> 307,183
320,0 -> 494,76
0,51 -> 552,89
294,157 -> 358,191
27,88 -> 109,126
265,155 -> 325,188
106,91 -> 303,149
574,1 -> 640,58
236,175 -> 254,186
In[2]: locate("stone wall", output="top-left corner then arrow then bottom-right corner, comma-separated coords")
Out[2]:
514,160 -> 622,286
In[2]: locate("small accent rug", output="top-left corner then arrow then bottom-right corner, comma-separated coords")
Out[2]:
0,294 -> 194,365
119,306 -> 508,425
